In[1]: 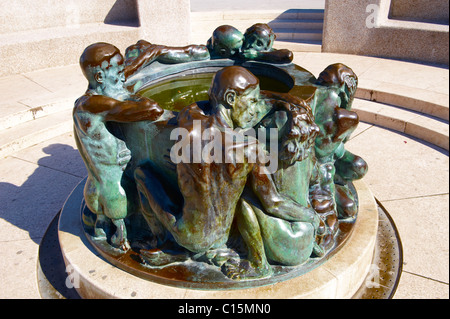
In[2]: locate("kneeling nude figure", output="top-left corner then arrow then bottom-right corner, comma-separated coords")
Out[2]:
135,66 -> 322,279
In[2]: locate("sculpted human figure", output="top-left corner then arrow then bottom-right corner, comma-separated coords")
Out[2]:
134,66 -> 322,279
124,39 -> 210,75
206,24 -> 293,64
206,25 -> 244,59
309,63 -> 368,249
74,42 -> 163,251
240,23 -> 293,64
236,98 -> 325,268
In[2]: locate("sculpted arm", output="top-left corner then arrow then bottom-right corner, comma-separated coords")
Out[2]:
156,45 -> 210,64
76,95 -> 163,122
124,41 -> 209,77
241,49 -> 293,64
250,164 -> 319,227
124,41 -> 168,78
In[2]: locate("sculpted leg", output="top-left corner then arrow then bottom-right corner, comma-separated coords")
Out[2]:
93,214 -> 109,239
335,184 -> 358,219
110,218 -> 130,251
225,199 -> 272,279
252,203 -> 316,266
334,150 -> 368,219
99,179 -> 130,251
134,166 -> 178,238
134,166 -> 193,266
335,151 -> 368,181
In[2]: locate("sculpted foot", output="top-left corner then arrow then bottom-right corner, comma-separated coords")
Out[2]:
140,248 -> 189,267
201,248 -> 240,267
221,258 -> 273,280
93,215 -> 109,240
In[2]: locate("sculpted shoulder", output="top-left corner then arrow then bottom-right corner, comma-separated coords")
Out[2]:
74,93 -> 117,114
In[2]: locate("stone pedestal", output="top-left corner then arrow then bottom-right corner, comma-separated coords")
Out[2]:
58,179 -> 378,299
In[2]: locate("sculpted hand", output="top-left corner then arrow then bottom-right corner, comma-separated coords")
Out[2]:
315,216 -> 326,236
117,148 -> 131,170
241,49 -> 258,60
189,45 -> 210,60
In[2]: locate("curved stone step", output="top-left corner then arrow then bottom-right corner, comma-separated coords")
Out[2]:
352,98 -> 449,150
0,23 -> 140,76
190,9 -> 324,22
0,108 -> 73,158
356,85 -> 449,121
0,97 -> 75,132
274,28 -> 323,41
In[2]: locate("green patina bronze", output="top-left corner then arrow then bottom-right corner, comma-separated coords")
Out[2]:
73,23 -> 368,288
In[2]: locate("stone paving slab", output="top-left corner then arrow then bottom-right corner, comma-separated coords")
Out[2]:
0,132 -> 85,299
346,125 -> 449,299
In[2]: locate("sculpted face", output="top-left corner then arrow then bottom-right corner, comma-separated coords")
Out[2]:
242,24 -> 275,52
230,85 -> 261,129
98,53 -> 128,99
243,33 -> 274,52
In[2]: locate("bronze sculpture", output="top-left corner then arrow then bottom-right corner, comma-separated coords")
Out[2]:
73,23 -> 368,286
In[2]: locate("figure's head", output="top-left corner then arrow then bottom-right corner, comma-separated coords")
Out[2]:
209,66 -> 261,128
80,42 -> 126,97
316,63 -> 358,110
279,104 -> 320,166
242,23 -> 276,52
208,25 -> 244,58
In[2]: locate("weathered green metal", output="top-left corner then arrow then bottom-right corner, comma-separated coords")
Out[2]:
73,23 -> 368,287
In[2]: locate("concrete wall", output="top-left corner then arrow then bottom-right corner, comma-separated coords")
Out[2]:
137,0 -> 191,46
322,0 -> 449,66
0,0 -> 139,33
389,0 -> 449,24
0,0 -> 191,76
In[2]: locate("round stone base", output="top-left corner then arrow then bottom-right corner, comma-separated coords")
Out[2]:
58,179 -> 378,299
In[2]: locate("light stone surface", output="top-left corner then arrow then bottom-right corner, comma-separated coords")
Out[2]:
138,0 -> 191,46
0,0 -> 138,34
345,125 -> 449,202
346,124 -> 449,298
393,271 -> 449,299
382,195 -> 449,284
0,132 -> 85,299
322,0 -> 449,66
0,239 -> 40,298
389,0 -> 449,24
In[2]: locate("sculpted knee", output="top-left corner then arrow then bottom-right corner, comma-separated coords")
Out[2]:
335,153 -> 368,181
